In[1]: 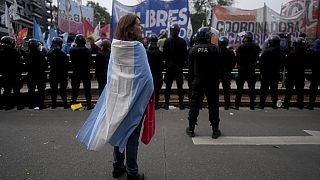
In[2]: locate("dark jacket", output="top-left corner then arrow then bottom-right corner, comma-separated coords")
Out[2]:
69,47 -> 92,74
285,49 -> 307,81
236,42 -> 260,73
147,46 -> 164,81
25,50 -> 48,79
163,36 -> 188,70
95,49 -> 110,78
47,49 -> 69,79
189,43 -> 220,87
0,45 -> 23,78
260,47 -> 285,78
219,47 -> 236,75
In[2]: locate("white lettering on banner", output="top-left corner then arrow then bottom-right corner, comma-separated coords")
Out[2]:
143,8 -> 188,28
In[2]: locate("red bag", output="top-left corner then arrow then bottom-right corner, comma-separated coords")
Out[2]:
141,95 -> 155,144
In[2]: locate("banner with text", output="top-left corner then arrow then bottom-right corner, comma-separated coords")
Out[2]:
58,0 -> 94,34
112,0 -> 191,43
212,0 -> 320,47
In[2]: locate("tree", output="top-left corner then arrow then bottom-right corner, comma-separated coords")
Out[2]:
86,1 -> 111,26
191,0 -> 234,13
190,0 -> 234,32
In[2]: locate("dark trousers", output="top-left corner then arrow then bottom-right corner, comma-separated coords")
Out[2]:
154,78 -> 163,107
96,74 -> 106,96
219,73 -> 231,107
50,76 -> 68,106
235,71 -> 256,107
3,76 -> 22,108
71,72 -> 92,106
164,69 -> 184,105
260,75 -> 279,106
27,76 -> 46,108
309,79 -> 319,107
284,76 -> 304,107
113,120 -> 143,176
188,84 -> 220,129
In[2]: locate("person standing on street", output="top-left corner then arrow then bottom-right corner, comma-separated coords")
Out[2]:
95,39 -> 111,96
186,27 -> 222,139
283,37 -> 308,109
218,36 -> 236,110
69,34 -> 94,110
47,37 -> 69,109
163,23 -> 188,110
233,32 -> 260,110
258,35 -> 286,109
306,38 -> 320,110
146,33 -> 164,109
77,13 -> 153,180
0,36 -> 24,110
25,39 -> 48,109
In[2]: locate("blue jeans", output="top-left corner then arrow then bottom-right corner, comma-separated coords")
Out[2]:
113,120 -> 143,176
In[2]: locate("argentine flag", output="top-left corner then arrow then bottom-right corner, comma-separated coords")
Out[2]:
76,39 -> 154,151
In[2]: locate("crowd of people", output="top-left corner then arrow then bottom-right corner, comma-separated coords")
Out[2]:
0,34 -> 111,110
0,25 -> 319,113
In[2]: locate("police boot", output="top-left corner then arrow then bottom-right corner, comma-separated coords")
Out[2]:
212,126 -> 221,139
186,125 -> 195,137
127,173 -> 144,180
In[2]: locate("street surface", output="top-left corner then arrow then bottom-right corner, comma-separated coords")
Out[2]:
1,107 -> 320,180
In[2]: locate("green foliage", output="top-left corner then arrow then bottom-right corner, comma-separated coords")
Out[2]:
86,1 -> 111,26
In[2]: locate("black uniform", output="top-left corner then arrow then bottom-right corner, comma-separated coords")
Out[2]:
25,48 -> 48,109
95,48 -> 110,95
218,46 -> 236,109
69,46 -> 92,107
235,42 -> 260,109
308,48 -> 320,109
47,49 -> 69,108
163,36 -> 188,108
259,47 -> 285,108
147,45 -> 164,108
188,43 -> 221,135
283,48 -> 307,109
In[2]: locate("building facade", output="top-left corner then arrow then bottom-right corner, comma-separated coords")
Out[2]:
0,0 -> 53,37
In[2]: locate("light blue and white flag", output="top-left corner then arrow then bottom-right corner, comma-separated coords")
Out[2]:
76,39 -> 154,152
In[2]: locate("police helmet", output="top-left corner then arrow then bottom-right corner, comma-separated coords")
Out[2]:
218,36 -> 229,47
243,32 -> 254,42
100,39 -> 111,50
74,34 -> 86,46
268,35 -> 281,47
1,36 -> 15,48
148,33 -> 158,48
293,37 -> 307,49
196,27 -> 212,43
28,39 -> 40,50
170,24 -> 180,37
51,37 -> 63,50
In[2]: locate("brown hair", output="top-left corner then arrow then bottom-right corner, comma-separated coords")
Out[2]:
115,13 -> 140,41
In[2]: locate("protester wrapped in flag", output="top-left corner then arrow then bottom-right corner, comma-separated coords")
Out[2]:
76,39 -> 154,151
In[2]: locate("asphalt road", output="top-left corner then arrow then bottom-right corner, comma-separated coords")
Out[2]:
1,107 -> 320,180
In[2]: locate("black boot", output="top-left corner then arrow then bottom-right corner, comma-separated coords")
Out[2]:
112,166 -> 126,178
186,125 -> 195,137
212,127 -> 221,139
127,173 -> 144,180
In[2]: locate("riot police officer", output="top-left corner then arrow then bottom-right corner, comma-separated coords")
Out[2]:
0,36 -> 24,110
146,33 -> 164,109
258,35 -> 286,109
47,37 -> 69,109
234,32 -> 260,110
25,39 -> 48,109
69,34 -> 94,110
186,27 -> 221,139
163,23 -> 188,110
218,36 -> 236,110
283,37 -> 307,109
306,38 -> 320,110
95,39 -> 111,96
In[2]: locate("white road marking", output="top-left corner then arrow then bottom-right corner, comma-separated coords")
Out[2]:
192,130 -> 320,145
